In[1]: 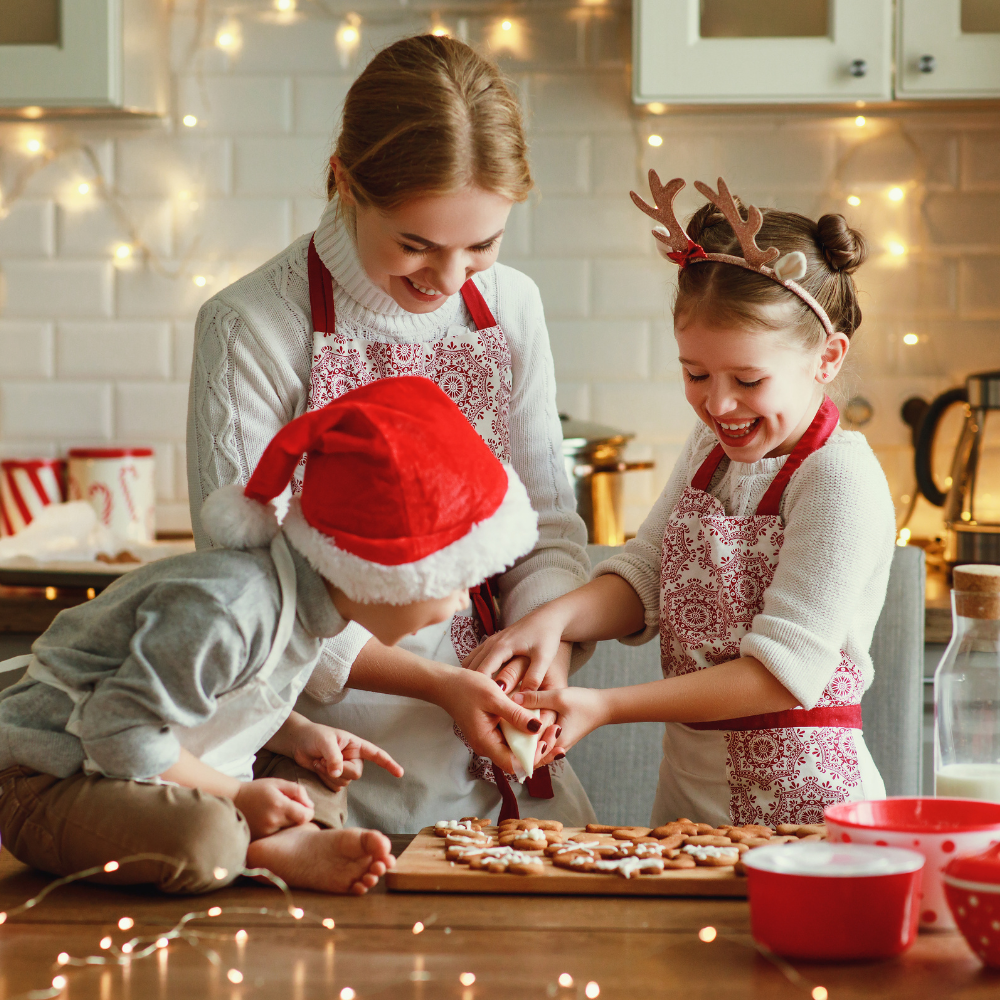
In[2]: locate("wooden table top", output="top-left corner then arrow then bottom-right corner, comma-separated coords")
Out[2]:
0,842 -> 996,999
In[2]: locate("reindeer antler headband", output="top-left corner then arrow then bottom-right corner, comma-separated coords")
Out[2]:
631,172 -> 836,338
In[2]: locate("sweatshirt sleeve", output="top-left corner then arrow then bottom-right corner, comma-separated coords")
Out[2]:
593,422 -> 716,645
187,293 -> 310,550
74,583 -> 255,779
740,434 -> 896,709
492,271 -> 591,627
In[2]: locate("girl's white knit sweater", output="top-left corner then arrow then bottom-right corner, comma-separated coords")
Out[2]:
187,198 -> 590,697
594,417 -> 897,709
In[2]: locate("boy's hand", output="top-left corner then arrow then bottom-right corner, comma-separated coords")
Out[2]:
291,721 -> 404,791
234,778 -> 314,839
510,686 -> 609,767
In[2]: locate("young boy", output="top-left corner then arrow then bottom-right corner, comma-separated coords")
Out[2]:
0,377 -> 540,895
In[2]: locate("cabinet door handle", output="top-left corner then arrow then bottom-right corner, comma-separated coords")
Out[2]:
918,54 -> 936,73
849,59 -> 868,78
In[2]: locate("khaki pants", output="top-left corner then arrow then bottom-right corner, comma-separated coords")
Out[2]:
251,751 -> 349,829
0,758 -> 347,896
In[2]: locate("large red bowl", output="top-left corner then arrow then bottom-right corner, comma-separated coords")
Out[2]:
825,798 -> 1000,930
744,842 -> 924,961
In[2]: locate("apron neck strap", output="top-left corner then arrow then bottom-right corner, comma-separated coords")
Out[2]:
460,279 -> 497,330
309,235 -> 497,334
308,237 -> 336,334
691,443 -> 727,492
756,395 -> 840,516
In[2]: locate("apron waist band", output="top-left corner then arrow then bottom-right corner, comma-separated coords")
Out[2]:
688,704 -> 862,732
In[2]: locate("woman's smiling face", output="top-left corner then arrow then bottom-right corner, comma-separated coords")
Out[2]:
674,308 -> 848,462
331,160 -> 513,314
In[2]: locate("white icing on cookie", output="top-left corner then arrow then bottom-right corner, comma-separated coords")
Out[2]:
435,820 -> 474,831
681,844 -> 740,861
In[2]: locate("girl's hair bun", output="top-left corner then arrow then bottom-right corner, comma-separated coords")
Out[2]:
816,214 -> 868,274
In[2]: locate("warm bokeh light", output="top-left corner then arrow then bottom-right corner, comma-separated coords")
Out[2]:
115,244 -> 132,260
52,976 -> 67,990
235,929 -> 248,944
585,983 -> 600,999
26,138 -> 43,154
903,332 -> 918,345
77,182 -> 90,195
888,241 -> 906,256
431,25 -> 449,36
156,937 -> 169,949
699,925 -> 717,942
274,0 -> 296,10
99,936 -> 112,949
215,21 -> 241,53
855,115 -> 866,127
182,115 -> 198,127
45,586 -> 56,600
227,969 -> 243,984
648,134 -> 663,147
558,973 -> 573,987
888,186 -> 904,201
290,907 -> 304,919
213,867 -> 228,880
501,20 -> 512,30
118,917 -> 134,930
897,527 -> 911,546
646,102 -> 666,114
340,989 -> 356,1000
193,275 -> 207,287
121,943 -> 134,955
460,972 -> 476,985
57,952 -> 69,965
207,906 -> 222,917
412,921 -> 425,934
847,195 -> 861,206
22,105 -> 43,119
322,918 -> 335,929
812,989 -> 829,1000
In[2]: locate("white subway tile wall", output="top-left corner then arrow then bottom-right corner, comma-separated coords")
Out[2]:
0,0 -> 997,538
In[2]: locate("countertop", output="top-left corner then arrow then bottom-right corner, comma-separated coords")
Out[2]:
0,841 -> 994,999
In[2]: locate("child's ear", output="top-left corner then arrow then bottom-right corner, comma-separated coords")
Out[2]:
329,156 -> 357,207
817,331 -> 850,382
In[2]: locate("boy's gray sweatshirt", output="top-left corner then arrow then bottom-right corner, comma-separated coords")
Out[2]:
0,535 -> 346,780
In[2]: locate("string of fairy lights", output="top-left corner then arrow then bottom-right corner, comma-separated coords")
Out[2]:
0,853 -> 835,1000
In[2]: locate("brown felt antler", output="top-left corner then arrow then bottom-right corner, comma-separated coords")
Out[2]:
693,177 -> 780,269
630,172 -> 692,255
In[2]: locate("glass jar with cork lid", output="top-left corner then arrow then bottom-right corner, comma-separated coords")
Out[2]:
935,564 -> 1000,801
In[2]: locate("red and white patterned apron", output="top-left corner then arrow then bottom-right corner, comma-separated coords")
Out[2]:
654,398 -> 884,828
294,238 -> 594,830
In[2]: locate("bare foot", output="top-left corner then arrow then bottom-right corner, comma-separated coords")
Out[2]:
245,824 -> 395,895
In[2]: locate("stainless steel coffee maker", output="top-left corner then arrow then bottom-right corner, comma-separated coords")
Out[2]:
916,371 -> 1000,563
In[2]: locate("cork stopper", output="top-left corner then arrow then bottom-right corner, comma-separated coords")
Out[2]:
953,564 -> 1000,619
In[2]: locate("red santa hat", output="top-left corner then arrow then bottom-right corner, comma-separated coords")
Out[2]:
200,376 -> 539,605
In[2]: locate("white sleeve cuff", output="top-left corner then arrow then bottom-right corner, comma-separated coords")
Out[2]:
741,619 -> 840,710
302,620 -> 372,704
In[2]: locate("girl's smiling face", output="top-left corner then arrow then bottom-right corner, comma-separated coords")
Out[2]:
331,158 -> 513,314
674,308 -> 850,462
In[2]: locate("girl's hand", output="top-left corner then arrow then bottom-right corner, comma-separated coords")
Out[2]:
234,778 -> 314,839
510,686 -> 609,766
434,667 -> 544,776
291,722 -> 404,791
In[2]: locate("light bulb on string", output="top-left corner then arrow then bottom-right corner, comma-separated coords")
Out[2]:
215,19 -> 242,55
558,973 -> 573,987
335,14 -> 362,69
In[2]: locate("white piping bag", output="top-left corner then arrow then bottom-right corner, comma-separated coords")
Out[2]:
498,708 -> 541,783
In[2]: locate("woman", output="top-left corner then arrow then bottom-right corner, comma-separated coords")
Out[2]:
187,34 -> 596,832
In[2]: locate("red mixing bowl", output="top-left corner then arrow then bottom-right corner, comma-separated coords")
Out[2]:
743,841 -> 924,960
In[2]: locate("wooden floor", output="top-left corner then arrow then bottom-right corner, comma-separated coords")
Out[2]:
0,842 -> 997,1000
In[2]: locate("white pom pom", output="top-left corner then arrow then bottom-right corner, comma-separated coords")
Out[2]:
201,484 -> 279,549
774,250 -> 808,281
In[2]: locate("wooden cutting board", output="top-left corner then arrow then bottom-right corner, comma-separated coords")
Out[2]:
385,827 -> 748,898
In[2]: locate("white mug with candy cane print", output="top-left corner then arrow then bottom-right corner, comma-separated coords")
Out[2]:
67,448 -> 156,547
0,459 -> 66,537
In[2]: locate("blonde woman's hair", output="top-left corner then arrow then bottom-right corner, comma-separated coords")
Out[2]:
676,200 -> 869,347
329,34 -> 532,209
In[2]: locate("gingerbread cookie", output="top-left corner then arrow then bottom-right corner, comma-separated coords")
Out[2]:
468,850 -> 543,875
681,844 -> 741,867
433,819 -> 483,837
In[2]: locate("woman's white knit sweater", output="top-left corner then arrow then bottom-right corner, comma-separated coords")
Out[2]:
187,198 -> 590,697
594,417 -> 896,710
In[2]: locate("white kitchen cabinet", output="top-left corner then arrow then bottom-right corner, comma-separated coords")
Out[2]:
896,0 -> 1000,98
0,0 -> 167,116
634,0 -> 893,104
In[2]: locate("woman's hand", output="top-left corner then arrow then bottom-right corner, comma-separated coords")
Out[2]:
463,604 -> 569,693
510,686 -> 610,766
290,721 -> 405,791
433,667 -> 544,776
233,778 -> 315,839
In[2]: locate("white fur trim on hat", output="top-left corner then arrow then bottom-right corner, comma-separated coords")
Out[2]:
282,465 -> 539,604
201,483 -> 281,549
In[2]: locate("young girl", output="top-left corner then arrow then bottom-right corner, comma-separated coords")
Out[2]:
466,174 -> 895,828
187,34 -> 594,831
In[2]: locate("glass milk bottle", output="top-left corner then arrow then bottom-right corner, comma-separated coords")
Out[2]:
935,565 -> 1000,801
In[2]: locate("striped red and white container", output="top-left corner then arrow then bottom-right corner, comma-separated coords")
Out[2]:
0,459 -> 67,537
